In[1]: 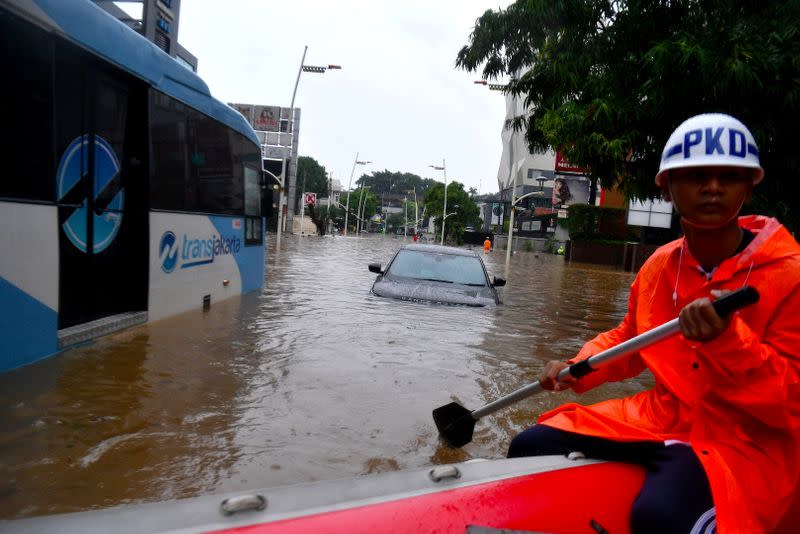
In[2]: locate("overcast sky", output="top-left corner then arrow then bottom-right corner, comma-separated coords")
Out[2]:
174,0 -> 513,195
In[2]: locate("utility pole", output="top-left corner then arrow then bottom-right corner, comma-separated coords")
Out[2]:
359,187 -> 369,233
299,166 -> 307,235
343,155 -> 371,235
356,185 -> 370,235
326,173 -> 332,235
404,196 -> 408,238
413,188 -> 419,234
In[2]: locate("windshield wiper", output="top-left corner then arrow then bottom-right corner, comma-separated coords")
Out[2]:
419,278 -> 454,283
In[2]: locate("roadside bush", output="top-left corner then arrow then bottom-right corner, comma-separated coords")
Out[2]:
545,235 -> 559,254
565,205 -> 638,242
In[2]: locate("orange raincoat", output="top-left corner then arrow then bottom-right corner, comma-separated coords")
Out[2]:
538,216 -> 800,533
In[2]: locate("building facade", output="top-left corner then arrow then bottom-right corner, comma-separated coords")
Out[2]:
228,104 -> 302,233
93,0 -> 197,71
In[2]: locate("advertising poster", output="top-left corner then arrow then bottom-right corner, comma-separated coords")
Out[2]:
552,176 -> 590,208
253,105 -> 281,132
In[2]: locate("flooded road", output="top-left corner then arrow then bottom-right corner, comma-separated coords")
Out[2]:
0,233 -> 649,519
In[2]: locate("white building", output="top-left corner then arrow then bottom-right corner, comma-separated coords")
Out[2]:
496,92 -> 557,196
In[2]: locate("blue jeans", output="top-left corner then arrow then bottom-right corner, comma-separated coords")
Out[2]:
508,425 -> 715,534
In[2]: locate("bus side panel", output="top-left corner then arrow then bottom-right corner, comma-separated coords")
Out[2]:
148,212 -> 244,321
210,215 -> 264,293
0,202 -> 60,371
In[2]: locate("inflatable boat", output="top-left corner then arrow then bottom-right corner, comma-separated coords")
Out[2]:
3,455 -> 646,533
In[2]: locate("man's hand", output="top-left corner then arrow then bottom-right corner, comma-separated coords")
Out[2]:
679,289 -> 734,342
540,360 -> 576,391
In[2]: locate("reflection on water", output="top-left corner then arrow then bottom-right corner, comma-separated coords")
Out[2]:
0,233 -> 647,518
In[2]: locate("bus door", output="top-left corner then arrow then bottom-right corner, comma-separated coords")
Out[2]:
56,45 -> 149,329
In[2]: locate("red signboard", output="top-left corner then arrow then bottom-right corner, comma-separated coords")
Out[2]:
554,151 -> 589,174
304,192 -> 317,206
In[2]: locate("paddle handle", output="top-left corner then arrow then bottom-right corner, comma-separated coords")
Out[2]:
471,286 -> 759,420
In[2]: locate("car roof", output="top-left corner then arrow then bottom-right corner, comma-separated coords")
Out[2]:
399,244 -> 478,257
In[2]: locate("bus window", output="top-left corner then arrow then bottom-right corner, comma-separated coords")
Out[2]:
1,13 -> 55,202
244,164 -> 262,245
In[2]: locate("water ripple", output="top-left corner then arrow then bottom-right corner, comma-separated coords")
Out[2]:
0,233 -> 638,518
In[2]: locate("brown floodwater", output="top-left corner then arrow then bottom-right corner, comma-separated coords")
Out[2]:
0,233 -> 651,519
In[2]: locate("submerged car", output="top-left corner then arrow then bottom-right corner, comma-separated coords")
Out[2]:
368,244 -> 505,306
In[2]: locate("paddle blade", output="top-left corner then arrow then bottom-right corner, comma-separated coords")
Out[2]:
432,402 -> 476,448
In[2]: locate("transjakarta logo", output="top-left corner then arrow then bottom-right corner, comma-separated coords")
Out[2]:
57,135 -> 124,253
159,231 -> 241,273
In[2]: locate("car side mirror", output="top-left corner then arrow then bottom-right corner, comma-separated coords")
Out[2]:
492,276 -> 506,287
368,263 -> 383,274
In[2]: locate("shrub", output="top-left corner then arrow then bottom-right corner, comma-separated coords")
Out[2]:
565,205 -> 638,242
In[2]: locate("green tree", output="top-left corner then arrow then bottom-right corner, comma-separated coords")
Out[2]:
327,203 -> 345,234
457,0 -> 800,232
403,199 -> 422,228
354,188 -> 379,231
423,182 -> 481,244
356,170 -> 439,197
296,156 -> 329,203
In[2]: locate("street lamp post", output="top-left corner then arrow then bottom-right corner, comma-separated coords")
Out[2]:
298,165 -> 308,236
343,154 -> 371,236
412,188 -> 419,235
356,185 -> 370,235
275,46 -> 340,246
429,160 -> 447,244
441,206 -> 460,234
404,196 -> 408,238
443,211 -> 459,221
505,190 -> 544,263
358,186 -> 370,233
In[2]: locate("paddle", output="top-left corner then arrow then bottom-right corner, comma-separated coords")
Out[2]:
433,286 -> 760,448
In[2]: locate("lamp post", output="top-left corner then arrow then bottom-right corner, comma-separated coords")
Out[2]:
356,185 -> 370,235
274,46 -> 340,246
429,160 -> 447,244
505,190 -> 544,263
358,186 -> 371,233
411,188 -> 419,235
404,196 -> 408,238
343,154 -> 371,236
325,172 -> 333,235
441,206 -> 460,241
298,165 -> 308,236
443,210 -> 459,222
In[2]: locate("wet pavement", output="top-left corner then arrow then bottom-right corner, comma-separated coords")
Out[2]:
0,233 -> 651,519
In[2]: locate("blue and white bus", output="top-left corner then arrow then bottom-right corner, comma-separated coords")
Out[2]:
0,0 -> 267,371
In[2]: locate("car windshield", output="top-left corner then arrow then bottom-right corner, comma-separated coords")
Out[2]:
386,250 -> 488,286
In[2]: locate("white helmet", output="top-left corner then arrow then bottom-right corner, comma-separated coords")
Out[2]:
655,113 -> 764,186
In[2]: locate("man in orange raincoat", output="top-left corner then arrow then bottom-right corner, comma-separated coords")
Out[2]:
508,114 -> 800,533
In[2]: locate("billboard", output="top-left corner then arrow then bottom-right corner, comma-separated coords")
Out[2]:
552,176 -> 591,208
627,199 -> 673,229
253,105 -> 281,132
228,103 -> 282,133
554,151 -> 589,174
